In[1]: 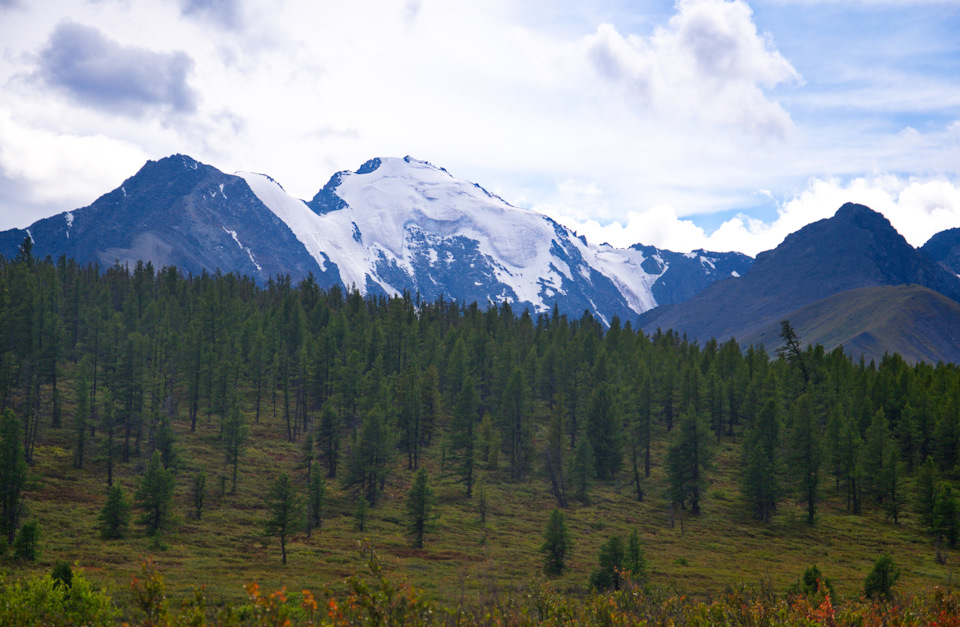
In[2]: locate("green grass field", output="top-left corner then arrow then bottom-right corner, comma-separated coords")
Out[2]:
11,406 -> 958,613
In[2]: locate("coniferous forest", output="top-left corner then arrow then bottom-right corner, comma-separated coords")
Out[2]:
3,243 -> 960,624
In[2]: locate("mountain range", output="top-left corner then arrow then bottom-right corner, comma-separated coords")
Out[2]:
1,155 -> 958,364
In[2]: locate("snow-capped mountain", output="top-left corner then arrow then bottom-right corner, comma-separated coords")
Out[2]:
0,154 -> 750,323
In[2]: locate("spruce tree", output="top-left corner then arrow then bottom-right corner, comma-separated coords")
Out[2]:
544,396 -> 568,508
586,383 -> 622,480
307,463 -> 326,537
0,408 -> 26,545
263,471 -> 303,565
98,485 -> 131,539
569,432 -> 595,503
222,397 -> 248,494
666,409 -> 713,514
192,471 -> 206,520
405,467 -> 435,549
741,400 -> 781,522
135,450 -> 175,537
590,536 -> 625,591
789,394 -> 821,524
317,403 -> 340,478
540,508 -> 571,575
625,528 -> 648,582
450,376 -> 479,497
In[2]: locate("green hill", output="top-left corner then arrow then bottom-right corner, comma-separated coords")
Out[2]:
742,284 -> 960,364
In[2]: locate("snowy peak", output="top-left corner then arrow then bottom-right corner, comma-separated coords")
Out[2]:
1,153 -> 755,325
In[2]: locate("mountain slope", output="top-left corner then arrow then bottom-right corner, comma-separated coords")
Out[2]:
921,227 -> 960,277
243,156 -> 748,321
0,155 -> 326,283
640,203 -> 960,343
629,244 -> 753,306
1,154 -> 749,322
741,284 -> 960,364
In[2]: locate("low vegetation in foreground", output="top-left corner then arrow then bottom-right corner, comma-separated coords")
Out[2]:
3,548 -> 960,625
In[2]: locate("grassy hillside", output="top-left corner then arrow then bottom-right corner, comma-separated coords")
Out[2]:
14,399 -> 956,611
742,284 -> 960,364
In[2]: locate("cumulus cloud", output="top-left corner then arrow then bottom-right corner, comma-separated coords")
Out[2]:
537,174 -> 960,256
583,0 -> 800,138
37,21 -> 197,117
0,111 -> 147,228
178,0 -> 244,30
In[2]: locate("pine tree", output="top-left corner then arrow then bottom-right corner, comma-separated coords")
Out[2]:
405,467 -> 435,549
263,472 -> 303,565
741,400 -> 781,522
135,450 -> 175,537
540,508 -> 571,576
98,485 -> 131,539
666,409 -> 713,514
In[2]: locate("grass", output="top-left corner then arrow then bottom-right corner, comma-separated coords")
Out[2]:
8,402 -> 960,614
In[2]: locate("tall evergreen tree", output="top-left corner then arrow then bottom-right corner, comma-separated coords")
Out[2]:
666,409 -> 713,514
222,397 -> 248,494
263,471 -> 303,565
317,403 -> 340,478
450,376 -> 479,497
789,394 -> 822,524
98,485 -> 131,539
134,450 -> 175,537
544,395 -> 569,508
343,407 -> 393,506
540,508 -> 572,576
306,463 -> 326,538
569,430 -> 595,504
741,400 -> 781,522
405,467 -> 435,549
586,383 -> 622,481
0,409 -> 26,544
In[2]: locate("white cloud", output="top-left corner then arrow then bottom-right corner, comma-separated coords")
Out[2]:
583,0 -> 800,138
536,174 -> 960,255
0,111 -> 146,209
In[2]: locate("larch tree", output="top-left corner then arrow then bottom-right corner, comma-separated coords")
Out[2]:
540,508 -> 572,576
135,450 -> 175,537
666,409 -> 713,515
263,471 -> 303,565
405,467 -> 435,549
741,399 -> 781,522
0,409 -> 27,544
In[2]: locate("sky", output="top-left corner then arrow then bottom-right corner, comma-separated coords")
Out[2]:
0,0 -> 959,256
